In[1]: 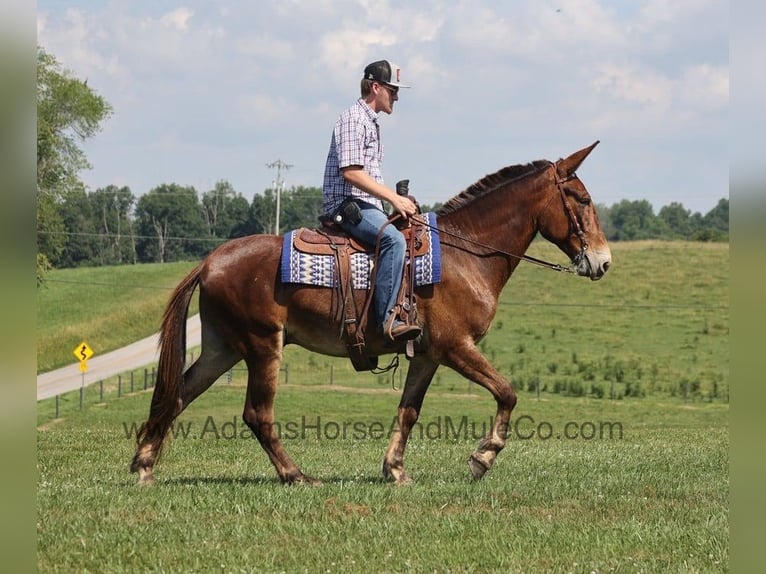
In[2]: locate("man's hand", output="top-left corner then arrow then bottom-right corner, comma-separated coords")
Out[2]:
390,193 -> 418,220
341,166 -> 418,219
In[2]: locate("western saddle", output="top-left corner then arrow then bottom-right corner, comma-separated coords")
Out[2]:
291,210 -> 430,372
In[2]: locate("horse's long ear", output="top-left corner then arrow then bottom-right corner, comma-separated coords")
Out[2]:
557,140 -> 600,177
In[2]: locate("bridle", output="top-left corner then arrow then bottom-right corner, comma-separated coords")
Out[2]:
549,161 -> 589,266
417,162 -> 589,274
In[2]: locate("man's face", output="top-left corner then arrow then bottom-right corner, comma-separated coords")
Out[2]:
372,82 -> 399,114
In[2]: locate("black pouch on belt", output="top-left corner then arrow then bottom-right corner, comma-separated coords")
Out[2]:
336,198 -> 363,226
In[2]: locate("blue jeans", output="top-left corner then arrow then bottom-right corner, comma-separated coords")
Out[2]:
340,201 -> 405,329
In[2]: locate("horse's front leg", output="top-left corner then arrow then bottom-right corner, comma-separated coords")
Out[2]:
382,356 -> 439,485
444,340 -> 518,480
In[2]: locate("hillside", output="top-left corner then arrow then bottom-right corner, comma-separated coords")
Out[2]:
37,241 -> 729,403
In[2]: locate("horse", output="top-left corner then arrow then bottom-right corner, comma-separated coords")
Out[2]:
130,141 -> 612,486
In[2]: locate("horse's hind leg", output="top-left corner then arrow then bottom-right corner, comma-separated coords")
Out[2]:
131,326 -> 240,485
382,355 -> 439,485
241,332 -> 319,485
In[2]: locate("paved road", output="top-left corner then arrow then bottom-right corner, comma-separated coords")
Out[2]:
37,314 -> 202,401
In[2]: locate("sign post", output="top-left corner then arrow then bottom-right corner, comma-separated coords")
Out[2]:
73,342 -> 94,409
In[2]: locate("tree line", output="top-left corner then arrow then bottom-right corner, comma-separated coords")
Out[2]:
36,45 -> 728,275
39,182 -> 728,269
38,182 -> 324,268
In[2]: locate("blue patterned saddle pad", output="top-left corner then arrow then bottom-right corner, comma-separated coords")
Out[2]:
280,211 -> 441,289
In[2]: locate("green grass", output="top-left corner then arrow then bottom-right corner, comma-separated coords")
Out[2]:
37,241 -> 729,403
37,261 -> 199,373
37,240 -> 729,572
38,384 -> 728,573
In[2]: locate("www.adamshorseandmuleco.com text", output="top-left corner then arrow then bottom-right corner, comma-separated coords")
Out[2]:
123,415 -> 624,442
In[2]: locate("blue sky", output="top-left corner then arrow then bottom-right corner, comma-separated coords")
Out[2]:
37,0 -> 728,214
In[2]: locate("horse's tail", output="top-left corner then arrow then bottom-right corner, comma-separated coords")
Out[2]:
132,262 -> 203,466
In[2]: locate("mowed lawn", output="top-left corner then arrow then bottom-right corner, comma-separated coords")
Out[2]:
38,385 -> 727,573
37,241 -> 729,572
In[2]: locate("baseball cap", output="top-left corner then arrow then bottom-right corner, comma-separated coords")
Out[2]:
363,60 -> 411,88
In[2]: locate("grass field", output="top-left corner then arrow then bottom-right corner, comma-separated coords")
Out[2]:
37,240 -> 729,572
36,260 -> 200,373
38,384 -> 728,573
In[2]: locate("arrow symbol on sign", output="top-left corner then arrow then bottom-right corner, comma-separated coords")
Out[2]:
80,345 -> 88,361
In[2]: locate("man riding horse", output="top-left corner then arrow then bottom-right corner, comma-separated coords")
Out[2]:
322,59 -> 421,342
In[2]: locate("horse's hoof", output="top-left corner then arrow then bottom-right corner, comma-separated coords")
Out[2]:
467,456 -> 489,480
288,474 -> 322,487
137,475 -> 156,487
394,473 -> 413,486
137,467 -> 156,486
382,462 -> 412,485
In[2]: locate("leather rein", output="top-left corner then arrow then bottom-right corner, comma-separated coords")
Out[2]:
415,162 -> 589,274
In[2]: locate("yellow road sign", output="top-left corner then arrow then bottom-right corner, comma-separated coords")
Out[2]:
79,361 -> 88,373
73,341 -> 94,362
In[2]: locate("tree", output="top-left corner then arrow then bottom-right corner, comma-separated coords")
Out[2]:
135,184 -> 209,263
658,202 -> 693,239
37,46 -> 112,277
279,186 -> 324,231
699,198 -> 729,241
609,199 -> 666,240
200,180 -> 250,239
90,186 -> 137,264
56,188 -> 98,267
246,189 -> 277,235
36,191 -> 67,268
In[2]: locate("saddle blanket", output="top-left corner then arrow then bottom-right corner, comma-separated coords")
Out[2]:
280,211 -> 441,289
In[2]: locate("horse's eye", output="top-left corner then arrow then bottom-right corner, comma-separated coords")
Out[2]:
569,191 -> 590,206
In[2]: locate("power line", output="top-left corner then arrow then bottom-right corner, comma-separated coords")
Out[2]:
37,230 -> 227,244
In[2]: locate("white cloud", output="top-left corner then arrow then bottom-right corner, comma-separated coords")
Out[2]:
36,0 -> 729,213
237,93 -> 296,126
593,63 -> 672,107
321,27 -> 397,66
678,64 -> 728,112
159,7 -> 194,31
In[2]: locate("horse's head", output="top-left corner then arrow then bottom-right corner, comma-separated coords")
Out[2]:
537,141 -> 612,280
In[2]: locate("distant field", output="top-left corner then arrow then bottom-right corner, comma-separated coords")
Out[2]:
37,240 -> 729,572
37,240 -> 729,403
37,260 -> 199,373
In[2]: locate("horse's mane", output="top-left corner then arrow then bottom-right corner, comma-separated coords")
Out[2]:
435,159 -> 551,216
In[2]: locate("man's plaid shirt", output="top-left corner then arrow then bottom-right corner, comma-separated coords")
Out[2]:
322,98 -> 385,215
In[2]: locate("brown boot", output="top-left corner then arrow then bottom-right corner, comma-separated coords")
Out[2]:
384,316 -> 422,342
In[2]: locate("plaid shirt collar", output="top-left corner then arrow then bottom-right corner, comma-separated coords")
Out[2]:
356,98 -> 379,126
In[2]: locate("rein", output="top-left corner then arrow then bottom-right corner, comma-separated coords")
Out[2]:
416,163 -> 587,274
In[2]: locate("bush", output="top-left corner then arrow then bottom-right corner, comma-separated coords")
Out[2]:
591,383 -> 605,399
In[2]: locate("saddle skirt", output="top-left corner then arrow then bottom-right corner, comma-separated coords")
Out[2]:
280,211 -> 441,289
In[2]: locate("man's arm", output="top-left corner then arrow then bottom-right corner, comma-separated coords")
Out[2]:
341,166 -> 418,219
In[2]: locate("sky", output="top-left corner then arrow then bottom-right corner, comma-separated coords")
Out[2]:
36,0 -> 728,215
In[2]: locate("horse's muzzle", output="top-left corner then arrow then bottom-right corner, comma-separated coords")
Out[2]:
577,249 -> 611,281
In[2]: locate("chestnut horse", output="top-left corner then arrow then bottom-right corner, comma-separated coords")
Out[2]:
131,141 -> 611,486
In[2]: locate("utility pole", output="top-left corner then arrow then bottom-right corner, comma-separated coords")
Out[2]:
266,159 -> 292,235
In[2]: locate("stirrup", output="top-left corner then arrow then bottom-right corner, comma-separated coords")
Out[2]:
384,315 -> 421,342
